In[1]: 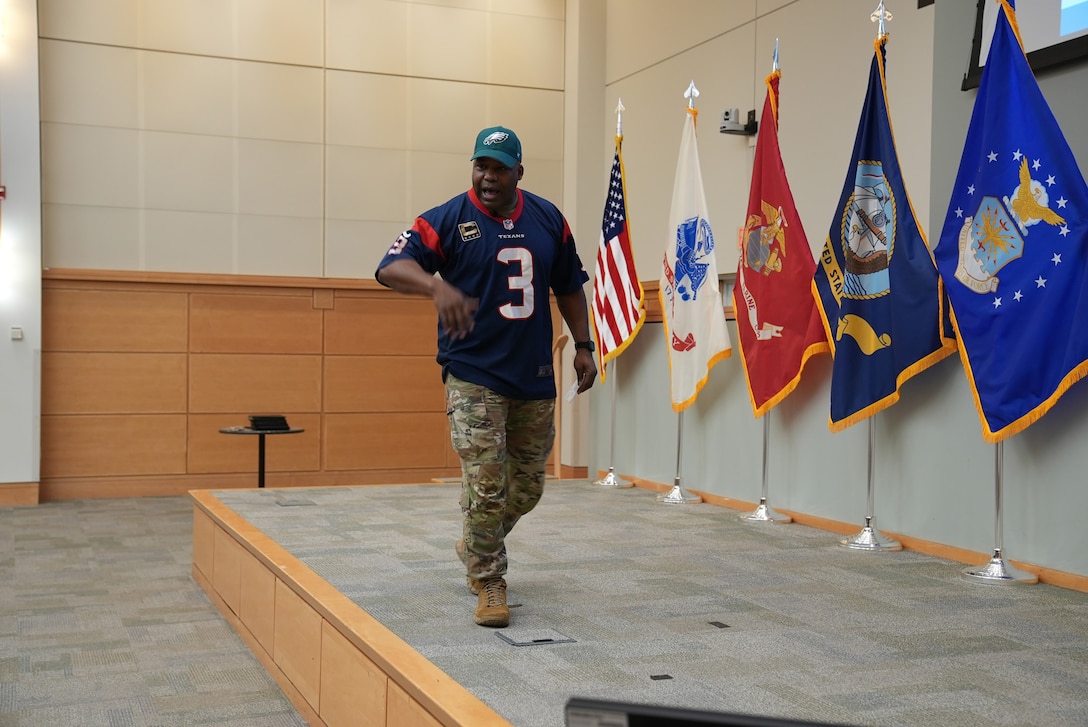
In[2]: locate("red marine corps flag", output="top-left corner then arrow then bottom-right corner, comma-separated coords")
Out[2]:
733,69 -> 830,417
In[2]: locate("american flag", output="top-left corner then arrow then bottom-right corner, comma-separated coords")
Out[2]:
592,137 -> 645,380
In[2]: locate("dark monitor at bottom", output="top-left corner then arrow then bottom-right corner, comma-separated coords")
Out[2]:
565,697 -> 859,727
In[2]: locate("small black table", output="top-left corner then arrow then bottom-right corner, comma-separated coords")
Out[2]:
218,426 -> 304,488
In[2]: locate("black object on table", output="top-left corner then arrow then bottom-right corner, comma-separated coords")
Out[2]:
218,425 -> 304,488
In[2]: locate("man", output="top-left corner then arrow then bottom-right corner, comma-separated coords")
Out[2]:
375,126 -> 597,628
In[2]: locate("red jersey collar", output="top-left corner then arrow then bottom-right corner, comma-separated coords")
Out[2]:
468,187 -> 523,222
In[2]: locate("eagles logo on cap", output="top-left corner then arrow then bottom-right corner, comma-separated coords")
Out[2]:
471,125 -> 522,168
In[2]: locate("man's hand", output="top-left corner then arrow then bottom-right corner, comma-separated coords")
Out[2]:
433,278 -> 479,340
572,348 -> 598,393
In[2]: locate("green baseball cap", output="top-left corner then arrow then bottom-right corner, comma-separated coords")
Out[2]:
471,126 -> 522,168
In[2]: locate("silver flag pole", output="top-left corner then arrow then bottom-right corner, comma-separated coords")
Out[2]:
595,359 -> 633,488
840,415 -> 901,550
740,409 -> 791,522
658,410 -> 701,504
962,441 -> 1037,584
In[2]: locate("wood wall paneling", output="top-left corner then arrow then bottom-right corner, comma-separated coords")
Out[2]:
40,274 -> 467,498
187,413 -> 322,475
40,414 -> 188,478
324,356 -> 443,413
325,295 -> 437,356
41,352 -> 187,414
189,354 -> 322,413
42,288 -> 189,351
189,292 -> 324,354
324,413 -> 450,470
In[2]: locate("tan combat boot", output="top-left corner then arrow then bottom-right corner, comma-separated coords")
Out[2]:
474,577 -> 509,628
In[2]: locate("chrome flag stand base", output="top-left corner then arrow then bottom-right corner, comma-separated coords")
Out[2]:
595,361 -> 633,489
840,516 -> 902,551
660,412 -> 701,504
595,467 -> 632,488
657,478 -> 702,504
741,415 -> 790,523
962,548 -> 1038,584
962,443 -> 1037,585
840,418 -> 900,551
741,497 -> 791,523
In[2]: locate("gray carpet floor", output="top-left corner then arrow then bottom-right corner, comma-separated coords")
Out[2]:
1,496 -> 306,727
209,481 -> 1088,727
5,483 -> 1088,727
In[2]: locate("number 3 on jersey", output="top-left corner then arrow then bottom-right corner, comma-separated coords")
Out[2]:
497,247 -> 535,320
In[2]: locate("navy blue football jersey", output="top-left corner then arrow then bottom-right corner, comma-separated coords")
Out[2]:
377,187 -> 589,399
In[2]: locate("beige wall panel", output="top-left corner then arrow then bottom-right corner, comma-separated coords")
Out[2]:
239,549 -> 277,654
605,29 -> 756,278
41,352 -> 187,414
324,357 -> 443,413
237,62 -> 324,143
325,71 -> 409,149
319,621 -> 387,727
407,151 -> 471,215
42,289 -> 188,352
386,681 -> 442,727
41,123 -> 140,208
324,219 -> 407,281
237,216 -> 325,278
490,15 -> 564,90
191,507 -> 215,578
237,138 -> 324,218
408,79 -> 490,156
138,0 -> 237,57
324,297 -> 437,357
143,131 -> 235,213
486,86 -> 564,162
189,354 -> 322,413
39,0 -> 139,46
39,40 -> 138,127
411,5 -> 488,83
273,580 -> 322,709
141,51 -> 234,137
41,414 -> 188,477
235,0 -> 324,66
325,146 -> 409,223
190,293 -> 323,355
212,527 -> 243,616
605,0 -> 756,83
42,204 -> 141,270
188,413 -> 321,475
325,0 -> 409,75
324,413 -> 449,470
518,159 -> 564,214
142,210 -> 235,274
757,0 -> 794,12
503,0 -> 564,19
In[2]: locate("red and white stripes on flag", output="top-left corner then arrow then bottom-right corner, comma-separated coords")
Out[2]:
592,136 -> 645,380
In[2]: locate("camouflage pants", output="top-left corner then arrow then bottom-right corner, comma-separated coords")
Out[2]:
446,374 -> 555,581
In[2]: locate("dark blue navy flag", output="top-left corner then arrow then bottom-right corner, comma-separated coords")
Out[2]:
812,37 -> 956,432
934,0 -> 1088,443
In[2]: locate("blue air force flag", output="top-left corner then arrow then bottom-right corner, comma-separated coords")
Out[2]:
812,37 -> 956,432
934,0 -> 1088,443
660,105 -> 732,412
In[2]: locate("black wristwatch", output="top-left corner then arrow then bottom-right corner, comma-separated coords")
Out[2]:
574,340 -> 595,352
